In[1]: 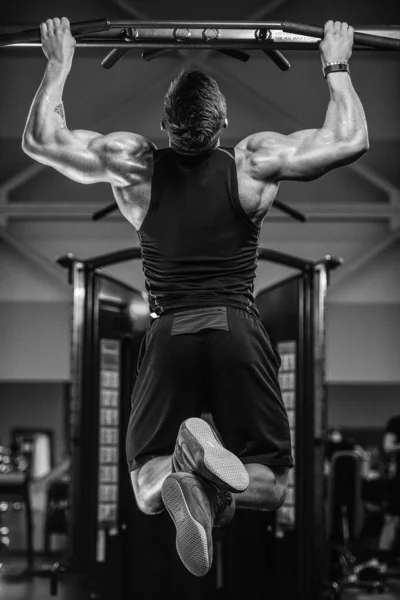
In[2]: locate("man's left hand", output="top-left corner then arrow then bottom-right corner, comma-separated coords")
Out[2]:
40,17 -> 76,68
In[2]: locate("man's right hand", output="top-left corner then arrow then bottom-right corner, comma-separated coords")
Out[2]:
40,17 -> 76,70
319,20 -> 354,67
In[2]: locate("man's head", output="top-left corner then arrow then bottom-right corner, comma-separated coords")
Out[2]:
161,69 -> 228,153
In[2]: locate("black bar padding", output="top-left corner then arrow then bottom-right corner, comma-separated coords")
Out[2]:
263,49 -> 291,70
282,22 -> 400,50
102,48 -> 130,69
0,18 -> 110,48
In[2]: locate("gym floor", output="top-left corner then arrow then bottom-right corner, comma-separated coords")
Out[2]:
1,556 -> 400,600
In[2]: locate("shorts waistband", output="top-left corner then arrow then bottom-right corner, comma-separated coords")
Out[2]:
152,301 -> 259,319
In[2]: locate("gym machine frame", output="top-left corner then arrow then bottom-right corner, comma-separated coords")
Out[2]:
54,248 -> 341,599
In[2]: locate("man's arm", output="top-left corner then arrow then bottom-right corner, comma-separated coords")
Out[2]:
237,21 -> 369,183
21,17 -> 154,187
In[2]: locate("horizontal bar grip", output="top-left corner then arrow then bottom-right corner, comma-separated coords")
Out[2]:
263,49 -> 291,71
282,21 -> 400,50
8,38 -> 397,50
101,48 -> 130,69
0,18 -> 110,48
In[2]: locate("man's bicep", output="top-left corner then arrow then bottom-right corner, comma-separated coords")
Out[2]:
277,129 -> 354,181
23,130 -> 152,186
241,129 -> 362,183
23,128 -> 107,185
44,129 -> 145,185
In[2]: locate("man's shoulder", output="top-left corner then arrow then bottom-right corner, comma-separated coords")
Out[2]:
234,133 -> 283,183
235,131 -> 284,154
102,132 -> 158,156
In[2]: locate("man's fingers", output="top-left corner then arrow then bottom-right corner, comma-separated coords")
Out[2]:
46,18 -> 55,35
53,17 -> 62,28
40,22 -> 47,37
324,20 -> 334,32
61,17 -> 70,30
348,25 -> 355,38
334,21 -> 341,32
341,22 -> 348,33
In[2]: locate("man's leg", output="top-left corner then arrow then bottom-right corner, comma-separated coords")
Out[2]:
131,455 -> 287,514
235,464 -> 288,510
133,418 -> 288,578
204,309 -> 293,510
126,314 -> 205,514
130,456 -> 173,514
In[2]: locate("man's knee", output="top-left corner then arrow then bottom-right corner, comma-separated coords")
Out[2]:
130,469 -> 164,515
270,484 -> 287,510
135,492 -> 163,515
269,467 -> 289,510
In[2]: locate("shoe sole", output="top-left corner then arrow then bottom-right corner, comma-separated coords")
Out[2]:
185,418 -> 249,493
162,475 -> 210,577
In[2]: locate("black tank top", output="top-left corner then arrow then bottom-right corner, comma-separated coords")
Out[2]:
137,147 -> 260,316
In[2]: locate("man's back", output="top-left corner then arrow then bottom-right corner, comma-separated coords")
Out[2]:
135,146 -> 261,315
110,142 -> 279,231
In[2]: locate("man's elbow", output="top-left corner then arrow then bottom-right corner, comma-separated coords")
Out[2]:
21,133 -> 38,156
347,132 -> 370,157
339,135 -> 369,166
355,135 -> 370,155
21,135 -> 51,162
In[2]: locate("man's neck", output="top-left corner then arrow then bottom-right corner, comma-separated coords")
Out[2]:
169,139 -> 220,155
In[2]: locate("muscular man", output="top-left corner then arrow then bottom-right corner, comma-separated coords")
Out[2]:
22,18 -> 368,577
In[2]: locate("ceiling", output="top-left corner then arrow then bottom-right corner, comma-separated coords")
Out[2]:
0,0 -> 399,297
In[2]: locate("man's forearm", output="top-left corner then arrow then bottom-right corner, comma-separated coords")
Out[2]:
322,73 -> 368,147
22,61 -> 70,148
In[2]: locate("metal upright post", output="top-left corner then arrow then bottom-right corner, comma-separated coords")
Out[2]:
312,264 -> 330,596
69,261 -> 86,562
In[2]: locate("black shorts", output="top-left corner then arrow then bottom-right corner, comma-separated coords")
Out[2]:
126,306 -> 293,472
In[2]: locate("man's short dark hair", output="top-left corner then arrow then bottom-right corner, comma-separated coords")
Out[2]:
162,69 -> 227,153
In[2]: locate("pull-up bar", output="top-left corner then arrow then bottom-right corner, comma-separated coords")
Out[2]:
1,20 -> 400,48
1,19 -> 398,76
